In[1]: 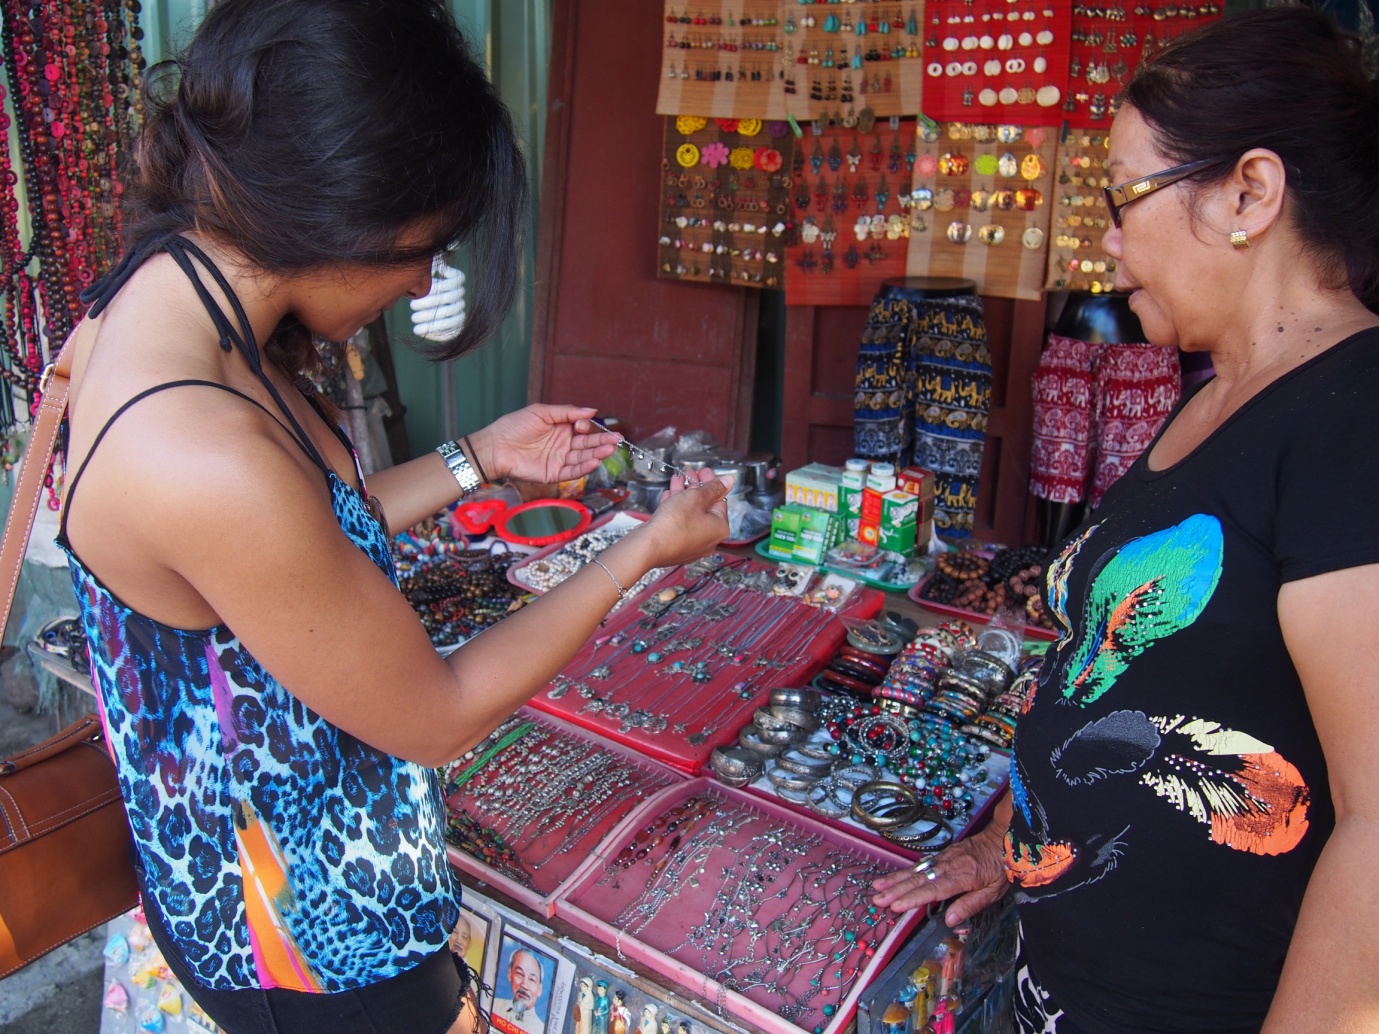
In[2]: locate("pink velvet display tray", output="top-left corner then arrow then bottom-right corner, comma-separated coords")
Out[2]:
443,706 -> 685,915
506,511 -> 657,595
731,748 -> 1012,858
554,779 -> 924,1034
908,571 -> 1058,642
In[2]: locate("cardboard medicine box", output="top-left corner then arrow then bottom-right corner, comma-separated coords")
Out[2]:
860,490 -> 919,555
784,463 -> 843,513
896,465 -> 937,501
769,504 -> 841,564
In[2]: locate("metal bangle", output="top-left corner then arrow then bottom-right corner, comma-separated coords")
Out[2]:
883,819 -> 954,851
775,747 -> 834,775
739,725 -> 787,757
753,707 -> 797,734
709,746 -> 763,783
851,780 -> 924,830
795,741 -> 837,762
767,763 -> 820,793
806,778 -> 851,819
771,686 -> 823,711
755,724 -> 799,745
770,705 -> 820,732
775,783 -> 811,803
831,762 -> 880,788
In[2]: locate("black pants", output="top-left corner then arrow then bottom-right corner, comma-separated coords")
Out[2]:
143,892 -> 471,1034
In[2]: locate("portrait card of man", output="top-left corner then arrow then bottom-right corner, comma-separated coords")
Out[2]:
492,929 -> 558,1034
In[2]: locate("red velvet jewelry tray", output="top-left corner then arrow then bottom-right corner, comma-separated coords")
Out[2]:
528,558 -> 883,774
553,779 -> 925,1034
442,706 -> 685,915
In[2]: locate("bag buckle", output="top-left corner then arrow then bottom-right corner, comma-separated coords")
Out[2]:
38,362 -> 56,396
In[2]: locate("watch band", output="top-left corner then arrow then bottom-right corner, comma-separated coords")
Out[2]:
436,439 -> 482,496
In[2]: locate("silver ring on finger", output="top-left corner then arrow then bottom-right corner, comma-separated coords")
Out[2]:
924,868 -> 940,882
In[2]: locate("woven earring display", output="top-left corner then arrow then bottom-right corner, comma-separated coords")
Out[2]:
783,120 -> 915,306
904,121 -> 1056,300
656,0 -> 791,119
1043,128 -> 1116,293
782,2 -> 926,121
658,116 -> 797,288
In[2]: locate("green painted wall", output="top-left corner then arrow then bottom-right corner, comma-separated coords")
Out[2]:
384,0 -> 552,453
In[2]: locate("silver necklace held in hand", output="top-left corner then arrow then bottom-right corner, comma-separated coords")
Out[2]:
591,418 -> 698,486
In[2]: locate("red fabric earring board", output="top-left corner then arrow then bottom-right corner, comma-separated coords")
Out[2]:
918,0 -> 1071,126
904,122 -> 1057,300
1062,3 -> 1223,129
657,116 -> 798,289
783,120 -> 915,306
1044,128 -> 1117,293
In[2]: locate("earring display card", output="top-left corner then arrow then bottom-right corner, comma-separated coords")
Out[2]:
904,122 -> 1057,300
655,2 -> 925,121
918,0 -> 1071,125
1063,2 -> 1222,129
441,708 -> 683,911
782,1 -> 926,121
658,116 -> 798,289
1044,129 -> 1117,293
784,120 -> 914,307
656,1 -> 792,119
530,556 -> 881,772
555,781 -> 923,1034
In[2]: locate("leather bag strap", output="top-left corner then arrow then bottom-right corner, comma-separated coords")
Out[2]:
0,715 -> 102,776
0,335 -> 74,646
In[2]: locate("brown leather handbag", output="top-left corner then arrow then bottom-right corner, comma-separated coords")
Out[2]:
0,339 -> 139,978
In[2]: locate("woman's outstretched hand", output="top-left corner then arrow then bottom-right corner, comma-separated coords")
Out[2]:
470,406 -> 619,485
871,820 -> 1012,928
637,469 -> 735,569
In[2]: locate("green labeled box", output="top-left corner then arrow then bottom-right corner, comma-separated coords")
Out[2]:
769,504 -> 840,564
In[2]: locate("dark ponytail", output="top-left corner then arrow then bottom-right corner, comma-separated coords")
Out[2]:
1123,7 -> 1379,312
122,0 -> 528,368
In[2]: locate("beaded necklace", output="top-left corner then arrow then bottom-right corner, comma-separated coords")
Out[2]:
0,0 -> 143,442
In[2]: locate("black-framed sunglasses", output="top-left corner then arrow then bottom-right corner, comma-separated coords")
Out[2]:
1103,159 -> 1213,228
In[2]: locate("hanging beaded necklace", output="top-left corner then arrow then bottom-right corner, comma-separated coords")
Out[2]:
0,0 -> 143,446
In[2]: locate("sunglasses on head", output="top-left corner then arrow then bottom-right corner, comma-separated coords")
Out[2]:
1103,159 -> 1213,228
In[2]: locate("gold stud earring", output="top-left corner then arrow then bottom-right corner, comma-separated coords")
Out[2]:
1230,229 -> 1250,250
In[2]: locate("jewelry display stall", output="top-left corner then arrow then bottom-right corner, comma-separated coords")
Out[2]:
437,531 -> 1039,1034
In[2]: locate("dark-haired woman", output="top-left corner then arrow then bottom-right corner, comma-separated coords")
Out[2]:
874,8 -> 1379,1032
57,2 -> 732,1032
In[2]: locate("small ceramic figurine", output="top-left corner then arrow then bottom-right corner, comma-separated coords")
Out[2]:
611,989 -> 630,1034
575,977 -> 595,1034
638,1002 -> 659,1034
592,980 -> 612,1034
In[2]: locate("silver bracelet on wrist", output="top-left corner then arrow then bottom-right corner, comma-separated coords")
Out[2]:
590,557 -> 630,601
436,440 -> 481,496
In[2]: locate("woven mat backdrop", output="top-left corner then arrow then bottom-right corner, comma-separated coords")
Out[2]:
657,116 -> 798,288
904,122 -> 1056,300
656,0 -> 926,120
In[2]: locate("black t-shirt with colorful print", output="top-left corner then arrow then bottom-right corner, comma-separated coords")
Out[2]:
1010,328 -> 1379,1033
